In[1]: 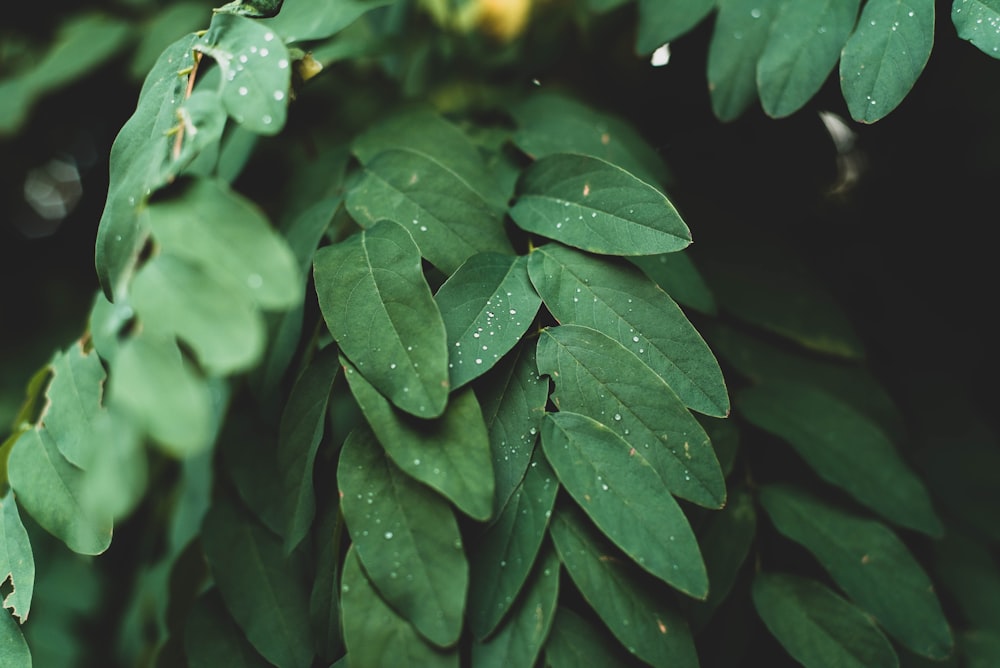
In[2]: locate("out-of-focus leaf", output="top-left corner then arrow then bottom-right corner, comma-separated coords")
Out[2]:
541,412 -> 707,599
0,607 -> 30,668
840,0 -> 934,123
338,426 -> 467,647
737,381 -> 942,536
309,503 -> 345,663
201,495 -> 315,668
544,605 -> 634,667
7,429 -> 112,555
268,0 -> 395,42
511,154 -> 690,256
953,0 -> 1000,59
933,531 -> 1000,632
635,0 -> 715,54
468,449 -> 559,639
628,252 -> 717,315
471,546 -> 560,667
77,411 -> 146,521
753,572 -> 900,668
708,0 -> 782,122
435,253 -> 540,390
0,495 -> 34,622
757,0 -> 861,118
340,546 -> 459,666
528,244 -> 729,417
343,360 -> 494,521
537,324 -> 725,509
964,630 -> 1000,668
549,503 -> 700,666
129,3 -> 208,81
759,484 -> 954,659
184,588 -> 273,668
314,220 -> 449,418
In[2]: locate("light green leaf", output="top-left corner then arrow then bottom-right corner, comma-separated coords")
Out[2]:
340,546 -> 459,667
41,344 -> 105,468
840,0 -> 935,123
144,177 -> 302,310
435,253 -> 541,390
343,360 -> 494,521
131,254 -> 265,376
753,573 -> 900,668
0,495 -> 34,622
544,606 -> 634,667
636,0 -> 716,54
759,484 -> 954,659
184,588 -> 274,668
757,0 -> 861,118
508,92 -> 673,188
548,503 -> 700,666
471,546 -> 560,667
201,495 -> 315,668
468,449 -> 559,639
338,426 -> 467,647
511,154 -> 690,256
953,0 -> 1000,59
314,220 -> 449,418
268,0 -> 395,42
527,244 -> 729,417
629,251 -> 717,315
474,341 -> 549,516
737,381 -> 942,536
277,344 -> 339,553
537,325 -> 725,508
76,411 -> 146,521
541,412 -> 707,598
172,89 -> 228,172
195,13 -> 291,135
0,607 -> 30,668
345,148 -> 514,275
707,0 -> 783,122
7,429 -> 112,555
128,2 -> 208,81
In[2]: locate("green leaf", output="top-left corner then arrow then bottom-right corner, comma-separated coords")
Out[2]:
201,495 -> 315,668
435,253 -> 541,390
474,341 -> 549,516
541,412 -> 707,599
219,409 -> 285,536
340,546 -> 459,667
7,429 -> 112,555
184,588 -> 274,668
628,252 -> 717,315
338,426 -> 467,647
268,0 -> 395,42
128,2 -> 208,81
314,220 -> 449,418
144,177 -> 302,310
40,344 -> 105,468
508,92 -> 673,188
964,630 -> 1000,668
131,254 -> 265,376
527,244 -> 729,417
195,13 -> 292,135
737,381 -> 942,536
757,0 -> 861,118
759,484 -> 954,659
468,448 -> 559,639
277,344 -> 339,553
548,503 -> 700,666
636,0 -> 716,54
537,325 -> 725,509
840,0 -> 935,123
0,495 -> 34,622
753,573 -> 900,668
0,607 -> 30,668
343,360 -> 495,521
707,0 -> 783,122
76,411 -> 146,521
345,148 -> 514,275
544,606 -> 634,667
471,545 -> 560,667
309,504 -> 346,663
953,0 -> 1000,59
933,531 -> 1000,633
511,154 -> 690,256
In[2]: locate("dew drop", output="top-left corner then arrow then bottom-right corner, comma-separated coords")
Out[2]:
274,90 -> 285,101
247,273 -> 263,289
384,531 -> 394,540
238,86 -> 248,96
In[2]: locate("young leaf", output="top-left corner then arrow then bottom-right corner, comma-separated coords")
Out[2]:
471,545 -> 560,667
435,253 -> 541,390
314,219 -> 450,419
0,495 -> 34,623
840,0 -> 935,123
537,324 -> 725,509
40,343 -> 106,468
343,360 -> 494,521
340,546 -> 459,667
707,0 -> 782,122
338,426 -> 468,648
752,573 -> 899,668
0,607 -> 30,668
952,0 -> 1000,59
544,606 -> 635,667
757,0 -> 862,118
184,588 -> 274,668
201,495 -> 316,668
541,412 -> 708,599
510,154 -> 691,256
636,0 -> 716,54
548,503 -> 700,667
527,244 -> 729,417
737,381 -> 942,536
629,251 -> 717,316
759,484 -> 954,659
7,429 -> 113,556
467,449 -> 559,639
